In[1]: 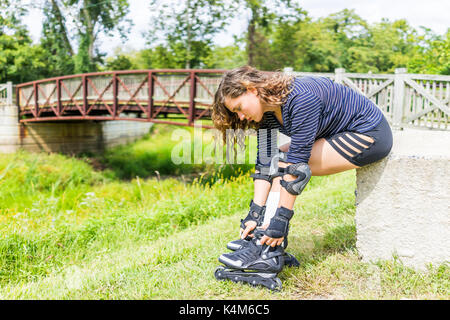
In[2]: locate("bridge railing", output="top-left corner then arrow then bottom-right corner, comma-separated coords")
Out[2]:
16,69 -> 225,127
15,68 -> 450,130
0,82 -> 13,106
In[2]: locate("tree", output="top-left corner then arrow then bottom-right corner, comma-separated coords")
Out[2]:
146,0 -> 233,69
0,0 -> 28,33
235,0 -> 302,67
105,54 -> 134,71
408,29 -> 450,75
350,19 -> 417,73
202,41 -> 247,69
40,0 -> 132,73
0,0 -> 49,83
39,0 -> 75,76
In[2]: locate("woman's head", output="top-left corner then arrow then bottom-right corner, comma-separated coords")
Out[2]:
212,66 -> 294,142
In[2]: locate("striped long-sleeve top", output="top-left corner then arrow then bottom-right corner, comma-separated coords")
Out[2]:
256,76 -> 383,167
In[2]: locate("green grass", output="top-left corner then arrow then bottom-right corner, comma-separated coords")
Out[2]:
84,124 -> 255,184
0,123 -> 448,299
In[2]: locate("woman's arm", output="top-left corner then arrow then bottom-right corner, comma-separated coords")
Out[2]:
240,170 -> 271,239
278,142 -> 290,153
260,161 -> 297,246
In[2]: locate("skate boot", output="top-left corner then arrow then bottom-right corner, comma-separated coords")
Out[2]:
227,234 -> 300,268
226,199 -> 266,250
215,235 -> 285,291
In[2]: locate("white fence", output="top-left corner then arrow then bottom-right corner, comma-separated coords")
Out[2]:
0,82 -> 13,106
287,68 -> 450,130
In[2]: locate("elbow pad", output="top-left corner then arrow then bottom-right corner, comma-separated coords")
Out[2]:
251,150 -> 288,184
250,164 -> 273,183
279,163 -> 311,196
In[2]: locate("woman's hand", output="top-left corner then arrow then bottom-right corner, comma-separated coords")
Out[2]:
260,235 -> 285,247
241,221 -> 284,246
240,220 -> 257,239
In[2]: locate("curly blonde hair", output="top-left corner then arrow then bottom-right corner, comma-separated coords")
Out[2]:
212,66 -> 294,157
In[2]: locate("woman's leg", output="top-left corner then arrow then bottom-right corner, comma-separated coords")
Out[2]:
279,133 -> 375,177
308,137 -> 362,176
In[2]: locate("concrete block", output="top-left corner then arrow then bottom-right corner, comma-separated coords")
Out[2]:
0,105 -> 19,153
0,145 -> 19,153
355,128 -> 450,270
1,108 -> 153,154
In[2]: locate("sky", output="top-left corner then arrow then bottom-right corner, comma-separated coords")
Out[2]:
23,0 -> 450,57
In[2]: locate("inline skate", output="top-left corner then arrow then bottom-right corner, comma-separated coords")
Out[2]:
215,232 -> 285,291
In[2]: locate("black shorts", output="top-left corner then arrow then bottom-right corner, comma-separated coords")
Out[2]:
325,115 -> 393,167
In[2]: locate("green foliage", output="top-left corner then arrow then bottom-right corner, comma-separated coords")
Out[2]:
345,19 -> 417,73
202,43 -> 247,69
1,1 -> 448,83
252,9 -> 423,73
0,138 -> 255,285
0,0 -> 132,81
0,1 -> 47,82
408,29 -> 450,75
38,0 -> 75,77
240,0 -> 303,66
146,0 -> 233,69
104,54 -> 134,71
66,0 -> 131,73
291,17 -> 341,72
0,33 -> 52,83
88,124 -> 253,183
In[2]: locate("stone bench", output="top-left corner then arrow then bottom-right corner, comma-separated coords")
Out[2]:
355,128 -> 450,270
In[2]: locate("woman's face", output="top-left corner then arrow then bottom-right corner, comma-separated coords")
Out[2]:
224,88 -> 264,122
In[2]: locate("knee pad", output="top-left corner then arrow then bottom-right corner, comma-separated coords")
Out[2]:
279,163 -> 311,196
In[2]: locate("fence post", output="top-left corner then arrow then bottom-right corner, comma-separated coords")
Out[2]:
56,79 -> 61,117
335,68 -> 345,84
83,75 -> 88,117
113,73 -> 118,120
147,71 -> 154,121
6,81 -> 13,105
188,71 -> 197,125
393,68 -> 407,129
33,82 -> 39,118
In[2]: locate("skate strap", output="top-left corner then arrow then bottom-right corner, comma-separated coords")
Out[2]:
241,200 -> 266,227
264,206 -> 294,239
261,245 -> 285,260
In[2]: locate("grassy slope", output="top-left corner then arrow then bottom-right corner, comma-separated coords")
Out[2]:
0,125 -> 448,299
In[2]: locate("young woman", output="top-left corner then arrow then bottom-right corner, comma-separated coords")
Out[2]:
211,66 -> 393,289
212,66 -> 392,289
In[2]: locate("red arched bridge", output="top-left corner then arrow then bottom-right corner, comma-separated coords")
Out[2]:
16,69 -> 226,128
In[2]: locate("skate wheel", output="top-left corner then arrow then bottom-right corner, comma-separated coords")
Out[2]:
270,278 -> 282,291
214,266 -> 225,280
